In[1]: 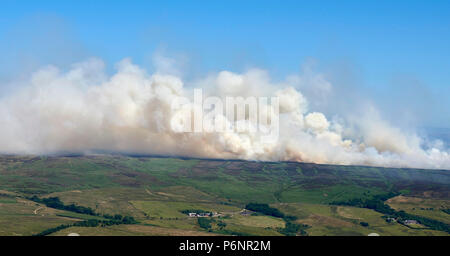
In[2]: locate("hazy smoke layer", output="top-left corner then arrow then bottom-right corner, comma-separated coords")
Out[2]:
0,58 -> 448,169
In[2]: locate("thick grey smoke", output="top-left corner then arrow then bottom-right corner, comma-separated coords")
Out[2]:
0,58 -> 448,169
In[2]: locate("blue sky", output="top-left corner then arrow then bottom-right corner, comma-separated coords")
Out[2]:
0,0 -> 449,127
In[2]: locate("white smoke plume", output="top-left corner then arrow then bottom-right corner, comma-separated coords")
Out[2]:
0,58 -> 448,170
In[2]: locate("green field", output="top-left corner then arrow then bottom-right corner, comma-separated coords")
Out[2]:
0,155 -> 448,236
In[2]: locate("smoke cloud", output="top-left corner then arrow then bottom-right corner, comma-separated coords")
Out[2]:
0,58 -> 448,170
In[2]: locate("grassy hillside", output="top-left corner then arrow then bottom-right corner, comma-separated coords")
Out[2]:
0,155 -> 448,236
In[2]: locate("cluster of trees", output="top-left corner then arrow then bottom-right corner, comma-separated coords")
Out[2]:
245,203 -> 285,218
103,214 -> 137,224
28,196 -> 97,216
283,215 -> 298,222
217,221 -> 227,229
29,195 -> 137,236
442,209 -> 450,215
330,192 -> 399,215
360,222 -> 369,227
34,217 -> 138,236
245,203 -> 307,236
330,192 -> 450,234
197,218 -> 213,230
34,224 -> 72,236
278,222 -> 309,236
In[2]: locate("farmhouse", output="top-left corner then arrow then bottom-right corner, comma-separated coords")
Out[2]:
187,212 -> 220,217
404,220 -> 419,225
